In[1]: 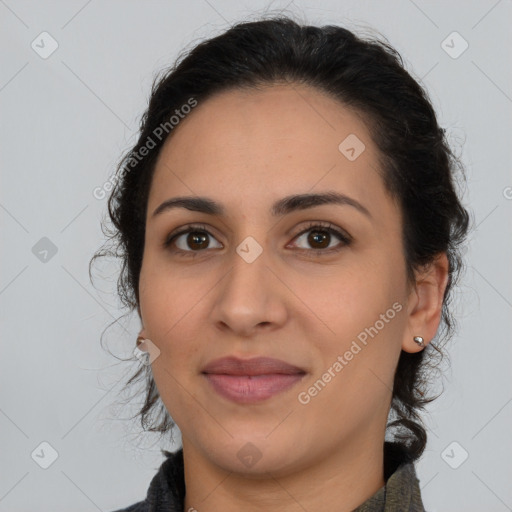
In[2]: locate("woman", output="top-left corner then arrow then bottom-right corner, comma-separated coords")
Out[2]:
94,15 -> 471,512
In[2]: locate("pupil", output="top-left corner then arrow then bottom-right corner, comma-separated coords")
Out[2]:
189,232 -> 208,249
310,231 -> 328,248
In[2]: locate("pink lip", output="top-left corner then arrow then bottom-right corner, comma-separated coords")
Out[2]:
202,356 -> 306,404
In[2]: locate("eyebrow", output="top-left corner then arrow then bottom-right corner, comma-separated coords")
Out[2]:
151,191 -> 372,220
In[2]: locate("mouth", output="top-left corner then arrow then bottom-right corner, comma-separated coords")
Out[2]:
201,356 -> 307,404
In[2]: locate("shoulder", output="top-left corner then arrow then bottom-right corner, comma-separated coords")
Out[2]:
109,448 -> 184,512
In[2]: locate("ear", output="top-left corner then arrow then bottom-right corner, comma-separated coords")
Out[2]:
402,252 -> 450,353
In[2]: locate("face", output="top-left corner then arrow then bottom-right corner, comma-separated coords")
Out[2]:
138,83 -> 419,476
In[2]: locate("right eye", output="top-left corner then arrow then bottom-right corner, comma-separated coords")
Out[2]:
163,224 -> 223,257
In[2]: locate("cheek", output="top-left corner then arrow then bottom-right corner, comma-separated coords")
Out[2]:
139,265 -> 202,392
297,255 -> 405,391
298,301 -> 404,433
139,255 -> 202,338
298,261 -> 397,338
139,274 -> 204,427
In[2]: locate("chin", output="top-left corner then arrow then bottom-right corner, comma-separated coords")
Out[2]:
201,436 -> 306,477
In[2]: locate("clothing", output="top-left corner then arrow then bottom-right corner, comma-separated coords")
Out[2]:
112,442 -> 426,512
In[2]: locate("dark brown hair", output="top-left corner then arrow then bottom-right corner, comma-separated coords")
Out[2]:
91,14 -> 471,463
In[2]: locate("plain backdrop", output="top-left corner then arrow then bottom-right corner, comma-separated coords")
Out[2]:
1,1 -> 511,511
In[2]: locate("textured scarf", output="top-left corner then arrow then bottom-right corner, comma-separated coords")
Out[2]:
113,442 -> 426,512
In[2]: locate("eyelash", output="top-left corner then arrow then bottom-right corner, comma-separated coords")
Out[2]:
163,221 -> 352,259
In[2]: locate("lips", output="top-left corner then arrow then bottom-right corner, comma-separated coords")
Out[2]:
201,356 -> 306,404
202,356 -> 306,376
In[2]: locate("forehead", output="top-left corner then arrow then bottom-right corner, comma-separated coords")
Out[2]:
148,84 -> 393,223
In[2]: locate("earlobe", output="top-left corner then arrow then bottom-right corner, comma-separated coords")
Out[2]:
401,252 -> 450,353
136,331 -> 149,353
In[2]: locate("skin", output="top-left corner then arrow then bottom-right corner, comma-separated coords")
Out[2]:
137,83 -> 449,512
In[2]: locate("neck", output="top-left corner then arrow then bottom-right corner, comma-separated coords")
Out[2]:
182,434 -> 385,512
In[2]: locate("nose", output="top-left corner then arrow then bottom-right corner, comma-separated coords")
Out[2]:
211,244 -> 288,338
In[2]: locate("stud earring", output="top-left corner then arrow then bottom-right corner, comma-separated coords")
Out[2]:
413,336 -> 425,347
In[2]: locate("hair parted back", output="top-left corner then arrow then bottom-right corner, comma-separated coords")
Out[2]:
90,13 -> 471,463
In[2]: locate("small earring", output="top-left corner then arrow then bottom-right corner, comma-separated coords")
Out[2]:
413,336 -> 425,348
136,336 -> 146,348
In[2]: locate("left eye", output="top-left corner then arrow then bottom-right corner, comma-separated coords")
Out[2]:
290,223 -> 351,252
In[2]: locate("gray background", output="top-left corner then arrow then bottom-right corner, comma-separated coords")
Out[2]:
1,1 -> 511,511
